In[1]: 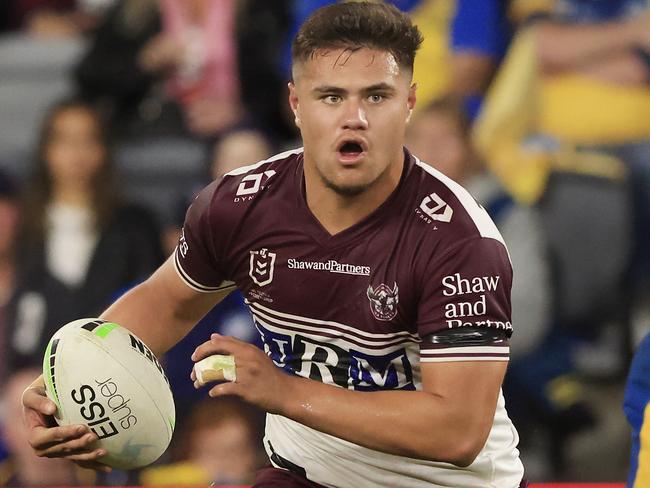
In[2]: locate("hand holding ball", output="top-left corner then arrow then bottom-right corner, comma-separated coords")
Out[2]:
42,318 -> 175,470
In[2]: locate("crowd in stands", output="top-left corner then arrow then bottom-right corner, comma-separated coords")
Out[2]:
0,0 -> 648,485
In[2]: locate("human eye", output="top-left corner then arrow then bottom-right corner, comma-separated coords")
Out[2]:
322,94 -> 342,104
367,94 -> 385,104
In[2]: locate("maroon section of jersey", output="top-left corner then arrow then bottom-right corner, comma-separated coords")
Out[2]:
175,148 -> 513,389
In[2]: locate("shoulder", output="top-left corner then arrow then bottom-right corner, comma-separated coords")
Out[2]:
409,155 -> 506,247
218,146 -> 303,196
186,147 -> 303,227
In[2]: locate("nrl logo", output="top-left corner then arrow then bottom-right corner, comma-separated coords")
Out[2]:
249,248 -> 276,287
367,283 -> 399,321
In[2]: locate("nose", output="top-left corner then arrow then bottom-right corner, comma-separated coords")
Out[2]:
341,99 -> 368,131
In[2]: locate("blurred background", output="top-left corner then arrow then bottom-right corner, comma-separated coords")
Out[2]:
0,0 -> 648,486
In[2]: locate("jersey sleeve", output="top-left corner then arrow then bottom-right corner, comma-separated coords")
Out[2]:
173,181 -> 234,293
417,237 -> 513,362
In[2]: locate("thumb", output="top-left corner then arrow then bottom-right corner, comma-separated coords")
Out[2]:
22,386 -> 56,416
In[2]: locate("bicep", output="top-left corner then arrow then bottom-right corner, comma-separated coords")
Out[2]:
421,360 -> 507,439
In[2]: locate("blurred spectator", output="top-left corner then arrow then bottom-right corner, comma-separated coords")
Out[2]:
210,129 -> 273,180
0,171 -> 20,384
474,0 -> 649,202
74,0 -> 161,134
525,0 -> 650,346
76,0 -> 294,143
624,331 -> 650,487
137,0 -> 243,137
471,0 -> 646,477
473,0 -> 644,346
5,98 -> 164,372
0,367 -> 93,485
448,0 -> 512,119
140,397 -> 265,486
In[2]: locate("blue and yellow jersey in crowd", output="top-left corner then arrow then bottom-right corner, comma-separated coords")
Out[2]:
474,0 -> 650,203
624,332 -> 650,488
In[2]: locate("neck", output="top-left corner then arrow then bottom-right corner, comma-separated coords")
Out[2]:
304,150 -> 404,236
51,184 -> 92,207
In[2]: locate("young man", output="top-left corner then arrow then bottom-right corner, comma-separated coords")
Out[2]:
22,3 -> 526,487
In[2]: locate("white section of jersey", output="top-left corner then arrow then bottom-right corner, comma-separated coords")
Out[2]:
174,249 -> 236,293
223,146 -> 304,176
264,391 -> 523,488
249,300 -> 420,343
415,157 -> 507,247
250,304 -> 522,487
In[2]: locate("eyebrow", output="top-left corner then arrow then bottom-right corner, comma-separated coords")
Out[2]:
312,83 -> 397,96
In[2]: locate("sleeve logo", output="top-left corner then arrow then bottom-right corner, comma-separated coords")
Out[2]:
249,248 -> 277,286
419,192 -> 453,223
178,228 -> 189,258
236,170 -> 276,197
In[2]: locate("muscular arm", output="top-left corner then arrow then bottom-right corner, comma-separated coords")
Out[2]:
280,361 -> 505,466
23,255 -> 227,468
533,16 -> 649,73
101,255 -> 229,358
578,50 -> 650,85
199,334 -> 506,467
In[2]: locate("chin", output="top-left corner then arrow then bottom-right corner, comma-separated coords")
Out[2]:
322,176 -> 370,197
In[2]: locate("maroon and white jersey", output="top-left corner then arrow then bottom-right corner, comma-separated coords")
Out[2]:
175,148 -> 524,487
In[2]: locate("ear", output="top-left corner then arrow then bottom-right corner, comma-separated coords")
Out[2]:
288,82 -> 301,128
406,83 -> 417,123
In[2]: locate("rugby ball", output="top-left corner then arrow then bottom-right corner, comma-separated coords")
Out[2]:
42,318 -> 175,470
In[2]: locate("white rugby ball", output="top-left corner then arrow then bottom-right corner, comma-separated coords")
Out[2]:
42,318 -> 175,470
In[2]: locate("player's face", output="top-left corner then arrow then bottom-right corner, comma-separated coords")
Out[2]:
290,48 -> 416,197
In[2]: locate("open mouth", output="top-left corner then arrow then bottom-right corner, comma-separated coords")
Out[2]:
337,140 -> 365,160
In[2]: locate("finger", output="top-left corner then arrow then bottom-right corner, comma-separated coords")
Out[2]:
74,459 -> 112,473
191,335 -> 242,362
66,448 -> 106,462
22,386 -> 57,417
29,424 -> 90,450
35,432 -> 98,457
208,381 -> 240,398
190,368 -> 196,382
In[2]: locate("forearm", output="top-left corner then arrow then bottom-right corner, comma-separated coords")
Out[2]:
534,20 -> 639,72
579,50 -> 649,85
277,375 -> 489,466
100,257 -> 225,357
100,280 -> 188,358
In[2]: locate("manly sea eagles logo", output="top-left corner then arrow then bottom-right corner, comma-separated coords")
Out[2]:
249,248 -> 276,286
367,283 -> 399,321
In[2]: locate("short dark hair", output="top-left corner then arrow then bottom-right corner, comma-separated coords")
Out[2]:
292,2 -> 423,75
